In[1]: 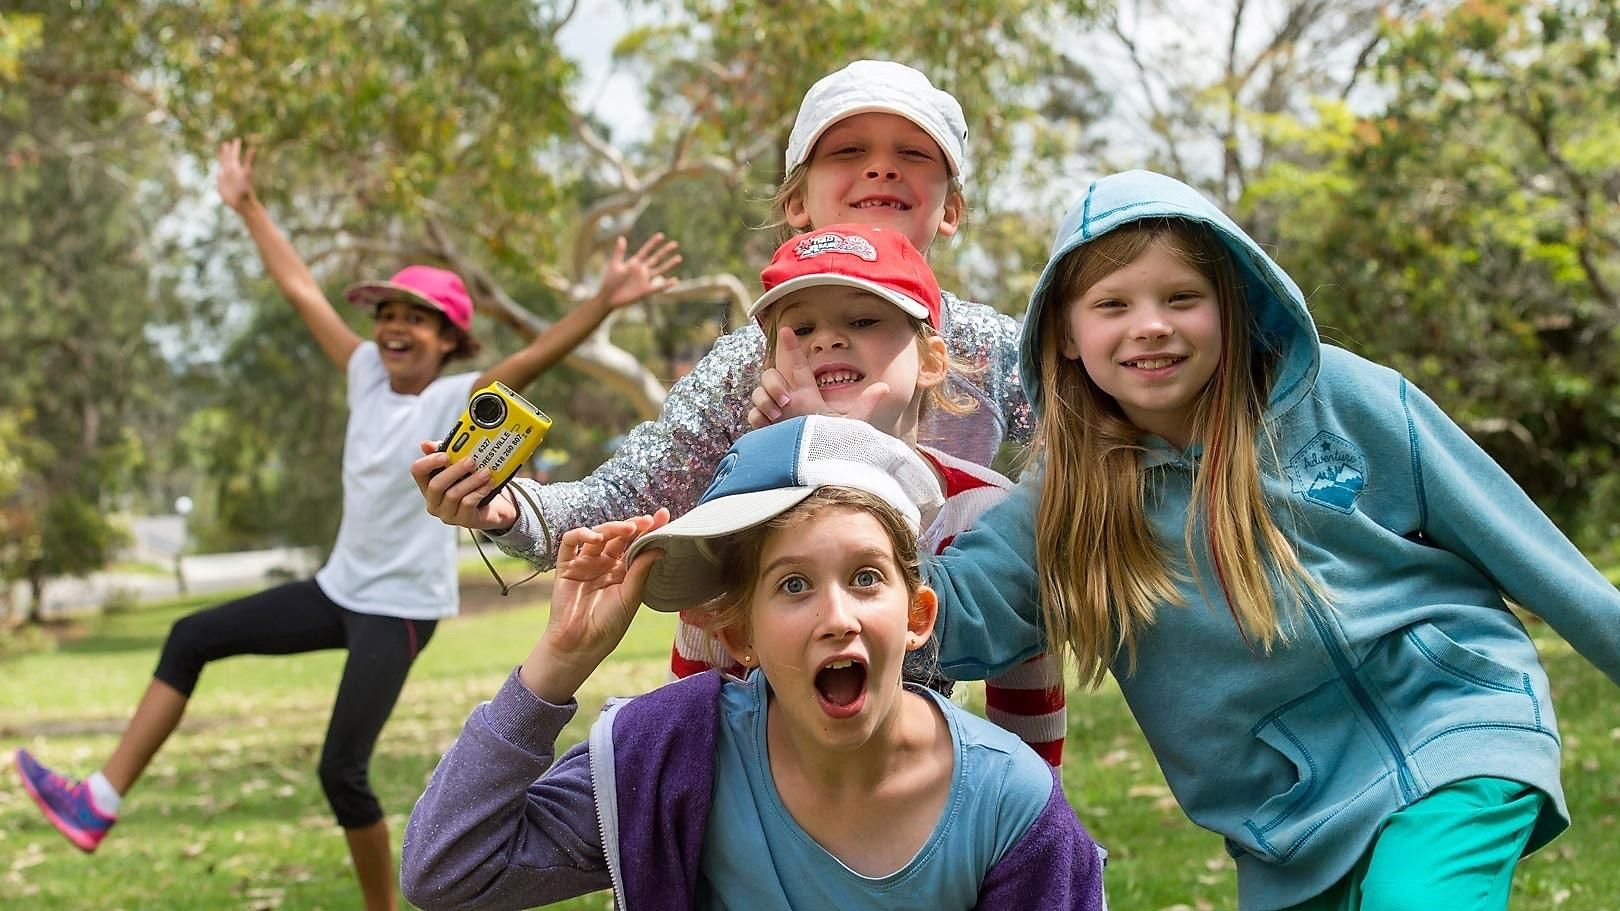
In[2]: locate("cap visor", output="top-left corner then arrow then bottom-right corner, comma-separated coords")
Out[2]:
749,274 -> 930,323
629,487 -> 813,611
800,102 -> 961,177
343,280 -> 449,316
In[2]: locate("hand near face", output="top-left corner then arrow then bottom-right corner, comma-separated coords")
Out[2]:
747,326 -> 891,429
519,510 -> 669,703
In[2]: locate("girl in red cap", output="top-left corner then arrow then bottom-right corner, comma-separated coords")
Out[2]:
417,61 -> 1066,767
14,139 -> 681,911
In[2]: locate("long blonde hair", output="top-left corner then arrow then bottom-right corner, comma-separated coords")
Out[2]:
1032,218 -> 1320,688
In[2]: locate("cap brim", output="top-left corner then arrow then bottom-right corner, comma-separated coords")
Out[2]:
797,102 -> 962,177
628,487 -> 815,611
749,274 -> 930,323
343,280 -> 449,316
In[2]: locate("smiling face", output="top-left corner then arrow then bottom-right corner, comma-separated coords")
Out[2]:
765,287 -> 947,442
720,504 -> 936,755
372,299 -> 458,393
1059,241 -> 1224,447
784,112 -> 961,254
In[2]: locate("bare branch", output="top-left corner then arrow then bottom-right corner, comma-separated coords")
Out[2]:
1108,4 -> 1189,179
545,0 -> 581,38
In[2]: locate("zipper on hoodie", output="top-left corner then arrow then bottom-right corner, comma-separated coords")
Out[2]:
588,701 -> 630,909
1301,600 -> 1419,804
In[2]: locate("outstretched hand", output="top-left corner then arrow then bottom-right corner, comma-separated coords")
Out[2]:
747,325 -> 889,428
598,233 -> 683,310
216,138 -> 257,213
519,511 -> 670,703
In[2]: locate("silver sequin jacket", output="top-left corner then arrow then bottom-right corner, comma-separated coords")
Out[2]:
492,292 -> 1031,569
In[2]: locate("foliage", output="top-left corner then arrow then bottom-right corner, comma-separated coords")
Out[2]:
0,35 -> 179,613
1245,0 -> 1620,548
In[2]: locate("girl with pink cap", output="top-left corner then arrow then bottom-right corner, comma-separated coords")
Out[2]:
14,139 -> 681,911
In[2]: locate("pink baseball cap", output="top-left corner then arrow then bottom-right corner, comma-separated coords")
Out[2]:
345,265 -> 474,332
750,224 -> 942,330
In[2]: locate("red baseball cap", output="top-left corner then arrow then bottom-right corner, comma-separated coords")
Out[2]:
344,265 -> 474,332
750,224 -> 942,330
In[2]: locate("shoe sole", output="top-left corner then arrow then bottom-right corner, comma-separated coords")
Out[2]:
13,752 -> 105,853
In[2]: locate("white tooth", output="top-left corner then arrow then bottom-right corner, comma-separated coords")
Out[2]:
827,659 -> 854,670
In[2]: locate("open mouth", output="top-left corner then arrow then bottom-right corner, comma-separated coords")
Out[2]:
380,339 -> 414,355
814,658 -> 868,718
814,368 -> 864,389
1122,356 -> 1185,370
852,197 -> 909,211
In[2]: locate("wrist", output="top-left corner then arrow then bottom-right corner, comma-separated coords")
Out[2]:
230,193 -> 263,218
519,641 -> 602,705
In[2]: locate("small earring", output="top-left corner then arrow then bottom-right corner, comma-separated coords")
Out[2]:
741,654 -> 753,665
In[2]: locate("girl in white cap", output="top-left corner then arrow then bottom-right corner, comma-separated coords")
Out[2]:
401,416 -> 1106,911
415,60 -> 1064,764
15,139 -> 681,911
416,58 -> 1025,554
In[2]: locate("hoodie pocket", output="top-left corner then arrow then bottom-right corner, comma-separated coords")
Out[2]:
1363,621 -> 1548,748
1230,681 -> 1395,865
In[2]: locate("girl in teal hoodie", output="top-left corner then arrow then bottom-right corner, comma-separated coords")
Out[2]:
925,170 -> 1620,910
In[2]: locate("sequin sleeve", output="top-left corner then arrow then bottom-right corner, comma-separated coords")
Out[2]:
491,293 -> 1030,569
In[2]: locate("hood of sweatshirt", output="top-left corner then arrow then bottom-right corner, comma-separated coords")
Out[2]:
1017,169 -> 1320,428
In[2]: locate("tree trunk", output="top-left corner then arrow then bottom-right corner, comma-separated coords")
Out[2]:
25,570 -> 46,625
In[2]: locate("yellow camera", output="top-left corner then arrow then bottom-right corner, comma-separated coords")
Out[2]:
438,382 -> 553,503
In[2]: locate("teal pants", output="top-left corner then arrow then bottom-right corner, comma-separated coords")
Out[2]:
1284,777 -> 1545,911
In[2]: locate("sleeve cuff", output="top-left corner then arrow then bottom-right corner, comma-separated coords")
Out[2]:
488,480 -> 553,560
482,668 -> 579,750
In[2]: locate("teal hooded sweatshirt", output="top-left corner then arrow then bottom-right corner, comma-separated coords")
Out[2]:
926,170 -> 1620,910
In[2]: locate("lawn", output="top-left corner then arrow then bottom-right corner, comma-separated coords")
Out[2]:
3,580 -> 1617,910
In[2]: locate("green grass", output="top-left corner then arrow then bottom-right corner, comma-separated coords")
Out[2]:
4,585 -> 1620,909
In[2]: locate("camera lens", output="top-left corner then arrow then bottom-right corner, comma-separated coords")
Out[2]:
469,393 -> 507,429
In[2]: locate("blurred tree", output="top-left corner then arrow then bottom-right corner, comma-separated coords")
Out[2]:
1081,0 -> 1443,205
0,78 -> 179,618
1245,0 -> 1620,548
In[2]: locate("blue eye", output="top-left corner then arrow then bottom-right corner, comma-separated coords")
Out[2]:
780,575 -> 809,595
852,568 -> 881,588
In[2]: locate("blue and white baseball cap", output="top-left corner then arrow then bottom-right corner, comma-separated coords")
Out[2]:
627,415 -> 945,612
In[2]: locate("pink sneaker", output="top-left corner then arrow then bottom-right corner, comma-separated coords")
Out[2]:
14,749 -> 116,852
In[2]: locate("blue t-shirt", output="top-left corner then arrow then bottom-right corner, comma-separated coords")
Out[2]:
697,670 -> 1053,910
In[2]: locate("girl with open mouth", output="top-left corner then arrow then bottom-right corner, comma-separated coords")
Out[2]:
401,416 -> 1106,911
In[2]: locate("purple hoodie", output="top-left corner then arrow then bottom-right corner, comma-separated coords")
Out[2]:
402,671 -> 1106,910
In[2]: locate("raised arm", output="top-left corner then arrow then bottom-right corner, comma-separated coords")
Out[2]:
401,513 -> 666,911
217,139 -> 361,370
473,234 -> 682,391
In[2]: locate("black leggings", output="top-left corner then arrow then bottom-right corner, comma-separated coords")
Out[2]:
153,579 -> 437,828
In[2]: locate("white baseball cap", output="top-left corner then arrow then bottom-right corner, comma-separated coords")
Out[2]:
626,415 -> 945,612
785,60 -> 969,180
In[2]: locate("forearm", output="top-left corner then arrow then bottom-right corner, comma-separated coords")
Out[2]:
927,477 -> 1047,680
475,293 -> 614,391
490,327 -> 766,569
401,672 -> 609,911
231,196 -> 359,368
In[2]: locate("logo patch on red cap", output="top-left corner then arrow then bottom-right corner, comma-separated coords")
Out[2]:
794,232 -> 878,262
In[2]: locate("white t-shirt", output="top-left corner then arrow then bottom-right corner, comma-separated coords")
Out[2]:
314,342 -> 478,620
